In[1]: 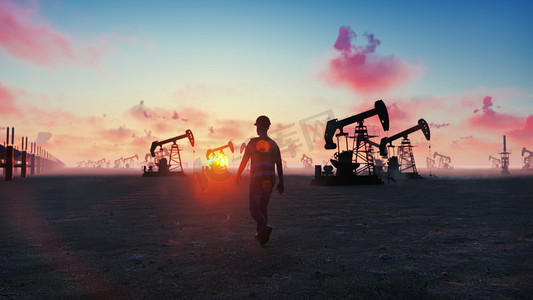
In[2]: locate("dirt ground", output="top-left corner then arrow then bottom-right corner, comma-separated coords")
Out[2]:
1,170 -> 532,299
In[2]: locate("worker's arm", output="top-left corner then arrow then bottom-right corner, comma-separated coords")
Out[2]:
236,141 -> 252,185
275,144 -> 284,195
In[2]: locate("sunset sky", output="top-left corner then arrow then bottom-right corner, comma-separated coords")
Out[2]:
1,0 -> 532,168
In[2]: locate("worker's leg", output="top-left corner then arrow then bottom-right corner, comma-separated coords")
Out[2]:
259,180 -> 274,225
250,180 -> 267,232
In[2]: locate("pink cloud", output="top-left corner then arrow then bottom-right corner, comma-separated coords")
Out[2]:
322,26 -> 421,94
204,119 -> 250,142
468,96 -> 523,130
34,131 -> 52,145
0,81 -> 19,115
99,126 -> 135,141
506,115 -> 533,145
154,122 -> 170,133
450,135 -> 497,152
0,0 -> 117,67
387,103 -> 410,123
129,101 -> 154,120
177,107 -> 209,126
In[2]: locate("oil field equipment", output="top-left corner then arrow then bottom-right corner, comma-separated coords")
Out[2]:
522,147 -> 532,170
433,152 -> 453,169
489,155 -> 501,169
301,154 -> 313,168
85,160 -> 96,168
204,141 -> 234,181
123,154 -> 139,168
426,156 -> 436,169
96,158 -> 107,168
114,157 -> 124,168
500,135 -> 510,175
313,100 -> 389,185
379,119 -> 430,179
143,129 -> 194,177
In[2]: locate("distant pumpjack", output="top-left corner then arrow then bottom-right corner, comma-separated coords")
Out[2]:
522,147 -> 532,170
313,100 -> 389,186
143,129 -> 194,177
488,155 -> 501,169
123,154 -> 139,168
500,135 -> 510,175
433,152 -> 453,169
204,141 -> 234,181
96,158 -> 107,168
301,154 -> 313,168
426,156 -> 436,170
85,160 -> 97,168
379,119 -> 430,179
114,157 -> 124,168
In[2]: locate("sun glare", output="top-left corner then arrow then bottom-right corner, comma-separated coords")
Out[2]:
205,151 -> 229,169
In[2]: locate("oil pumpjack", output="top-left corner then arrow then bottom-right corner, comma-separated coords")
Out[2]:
433,152 -> 452,169
489,155 -> 501,169
312,100 -> 389,185
143,129 -> 194,177
204,141 -> 234,181
521,147 -> 532,170
379,119 -> 430,179
123,154 -> 139,168
500,135 -> 510,175
426,156 -> 436,169
301,154 -> 313,168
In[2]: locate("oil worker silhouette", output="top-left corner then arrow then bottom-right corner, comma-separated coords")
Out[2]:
236,115 -> 284,244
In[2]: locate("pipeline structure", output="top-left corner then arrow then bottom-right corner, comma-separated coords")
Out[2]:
1,127 -> 64,181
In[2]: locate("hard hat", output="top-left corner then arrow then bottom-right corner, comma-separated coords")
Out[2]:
254,115 -> 271,127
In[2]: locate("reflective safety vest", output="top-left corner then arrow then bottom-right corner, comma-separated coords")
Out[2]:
251,161 -> 276,179
250,137 -> 278,181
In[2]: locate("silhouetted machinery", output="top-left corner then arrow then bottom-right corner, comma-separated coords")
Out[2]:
123,154 -> 139,168
204,141 -> 234,181
522,147 -> 532,170
500,135 -> 510,175
379,119 -> 430,179
489,155 -> 501,169
96,158 -> 107,168
143,129 -> 194,177
313,100 -> 389,185
144,148 -> 169,168
86,160 -> 96,168
433,152 -> 453,169
114,157 -> 124,168
301,154 -> 313,168
426,156 -> 436,169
